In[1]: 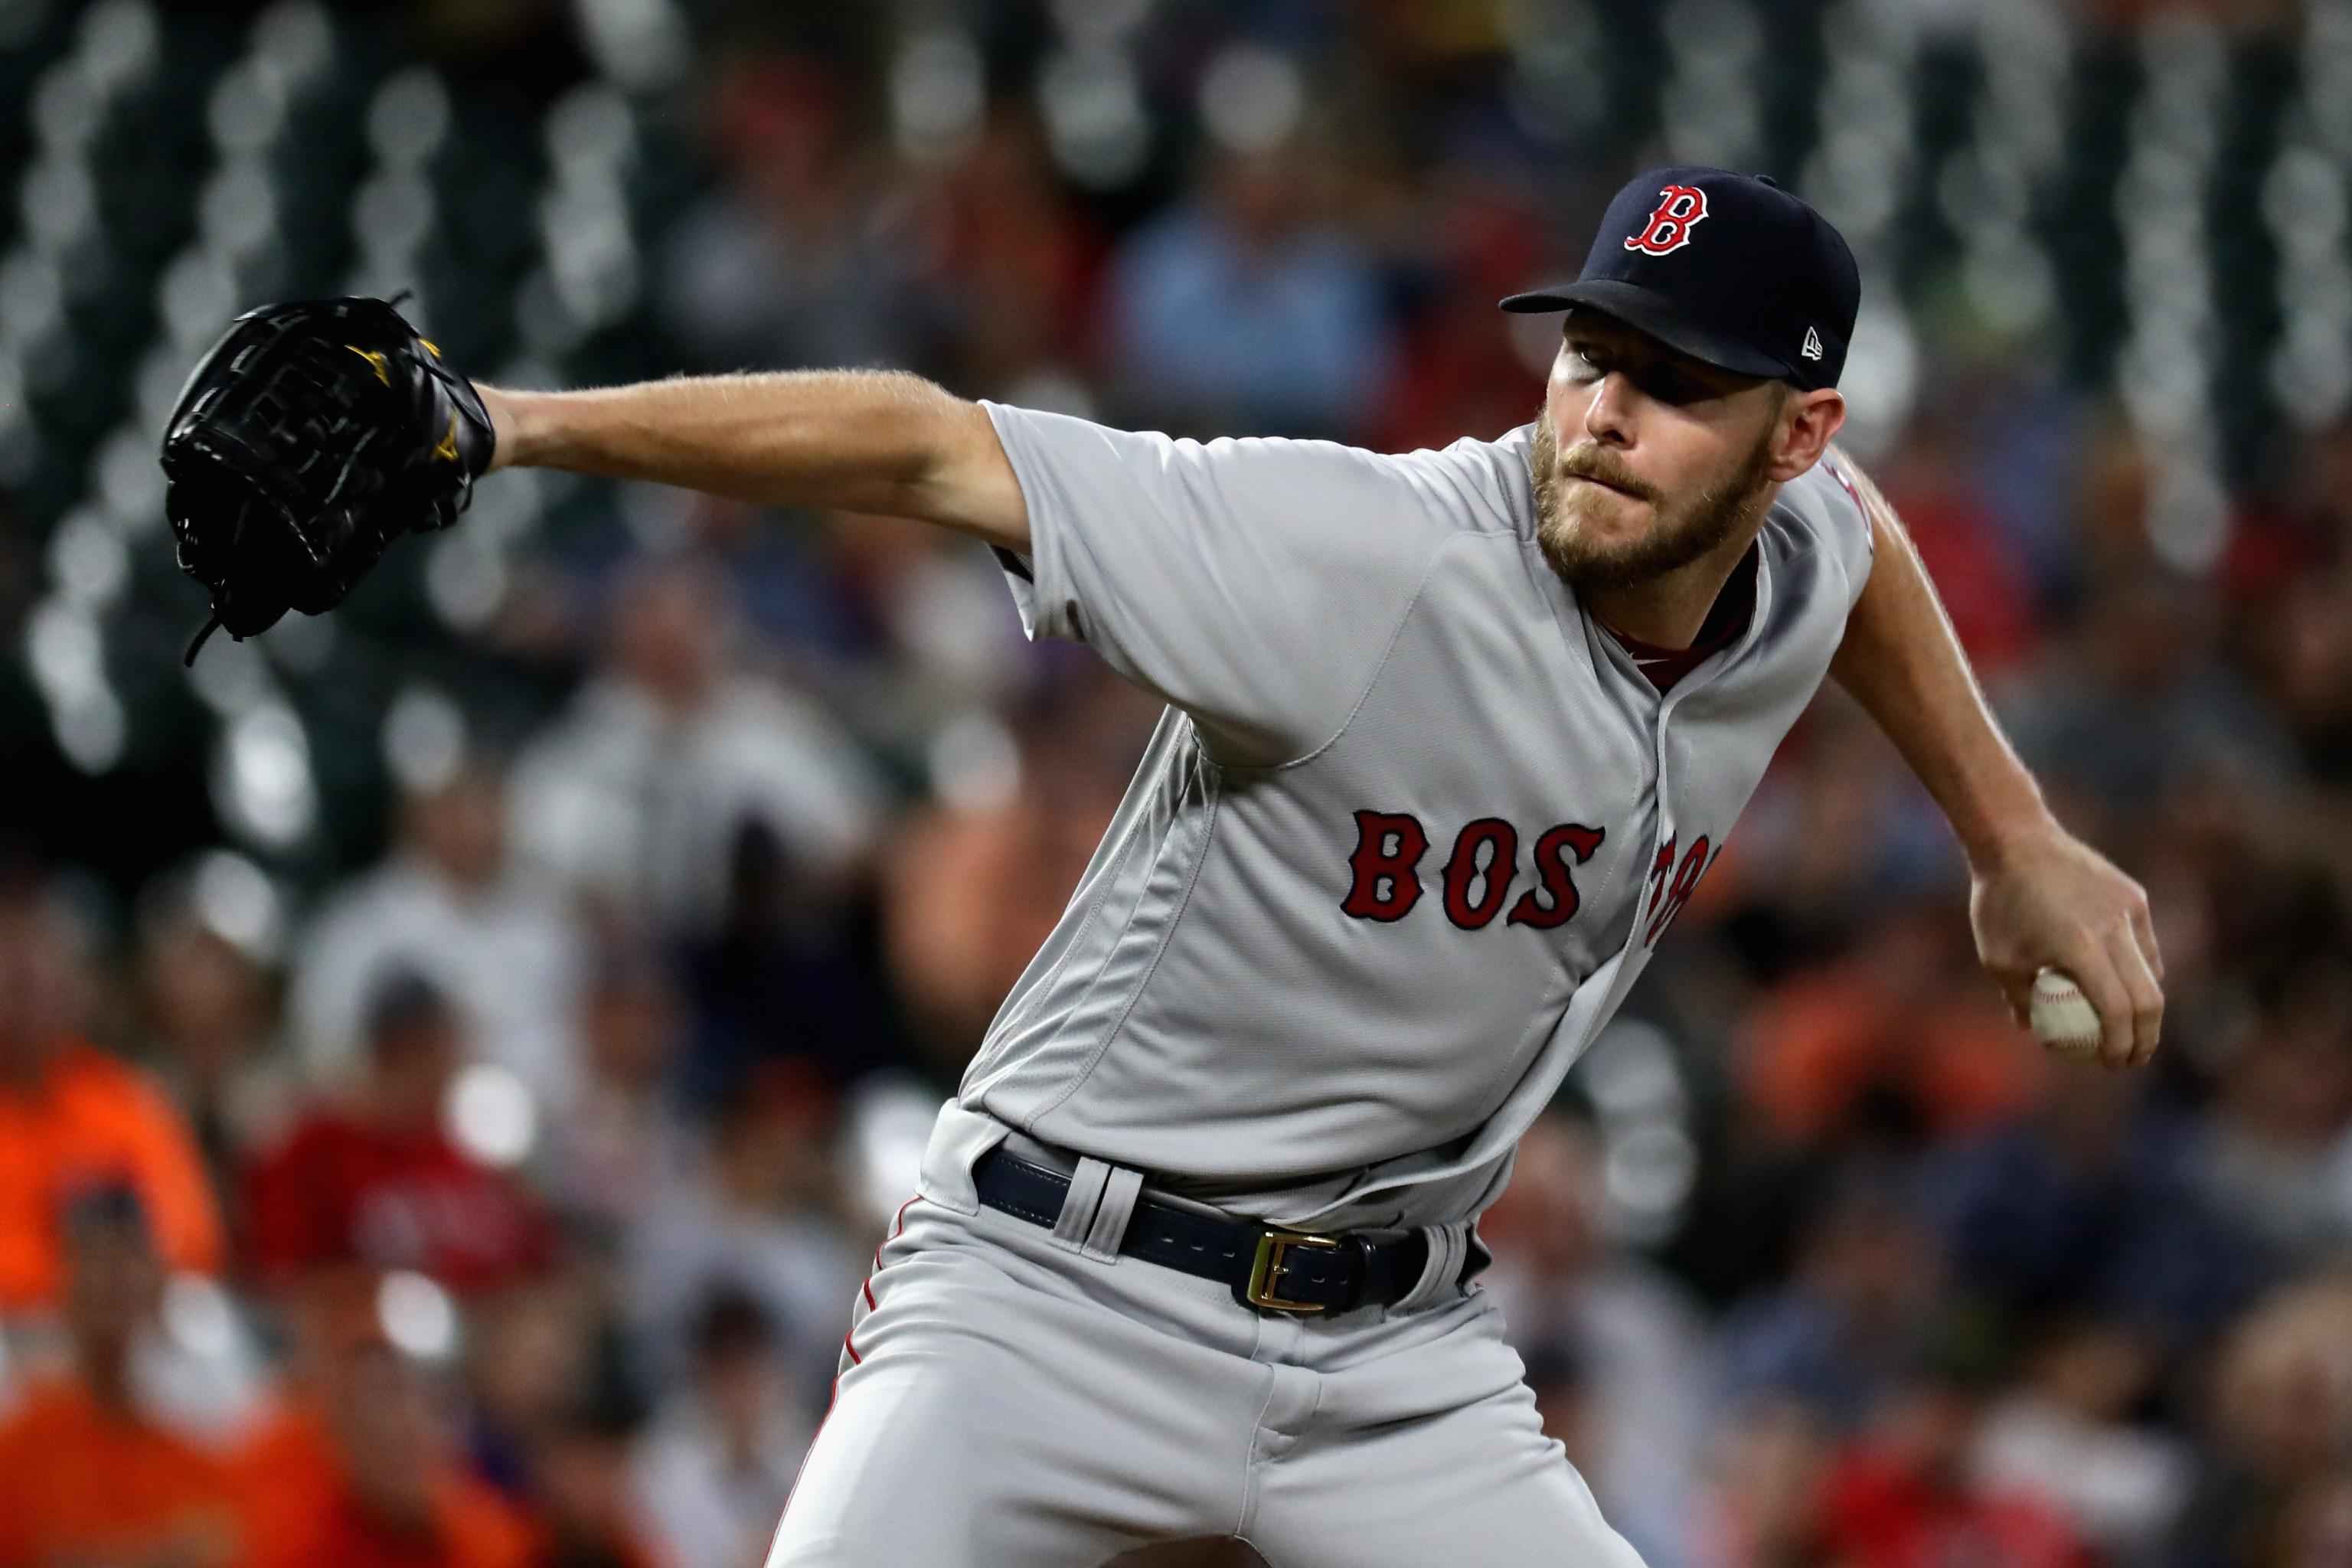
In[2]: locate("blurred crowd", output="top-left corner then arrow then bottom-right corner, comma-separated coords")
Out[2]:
6,2 -> 2352,1567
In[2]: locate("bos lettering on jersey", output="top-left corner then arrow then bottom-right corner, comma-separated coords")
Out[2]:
1341,810 -> 1609,933
1342,813 -> 1714,946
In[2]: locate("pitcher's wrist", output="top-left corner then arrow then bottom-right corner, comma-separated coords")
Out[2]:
1958,788 -> 2061,874
476,385 -> 535,472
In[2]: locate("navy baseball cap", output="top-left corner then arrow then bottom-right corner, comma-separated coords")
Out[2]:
1502,167 -> 1860,392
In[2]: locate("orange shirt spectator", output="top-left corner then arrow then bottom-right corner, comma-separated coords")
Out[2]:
0,1181 -> 249,1568
237,1378 -> 537,1568
0,1374 -> 250,1568
237,1268 -> 543,1568
0,1041 -> 225,1314
1741,913 -> 2048,1151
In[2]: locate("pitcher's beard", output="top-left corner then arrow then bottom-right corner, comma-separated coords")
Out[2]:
1530,415 -> 1778,591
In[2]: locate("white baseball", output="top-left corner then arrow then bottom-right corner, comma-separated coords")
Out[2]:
2030,967 -> 2104,1062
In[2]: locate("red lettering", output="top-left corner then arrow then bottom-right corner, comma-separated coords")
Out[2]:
1645,835 -> 1713,943
1442,818 -> 1519,930
1508,822 -> 1606,929
1341,810 -> 1429,922
1645,838 -> 1677,920
1623,185 -> 1709,256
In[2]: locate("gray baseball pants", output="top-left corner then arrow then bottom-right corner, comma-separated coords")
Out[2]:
762,1113 -> 1648,1568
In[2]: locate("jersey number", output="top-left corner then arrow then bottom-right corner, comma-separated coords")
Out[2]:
1341,811 -> 1607,932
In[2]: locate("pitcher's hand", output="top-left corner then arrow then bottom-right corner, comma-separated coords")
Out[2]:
1969,819 -> 2163,1070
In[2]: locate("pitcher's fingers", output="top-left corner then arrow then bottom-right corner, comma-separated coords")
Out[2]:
1998,972 -> 2034,1031
2109,925 -> 2164,1068
2067,945 -> 2137,1070
2131,900 -> 2164,984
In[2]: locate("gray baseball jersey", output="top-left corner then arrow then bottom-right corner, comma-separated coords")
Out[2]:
963,403 -> 1874,1232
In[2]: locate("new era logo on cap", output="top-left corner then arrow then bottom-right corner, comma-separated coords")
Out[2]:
1801,325 -> 1824,361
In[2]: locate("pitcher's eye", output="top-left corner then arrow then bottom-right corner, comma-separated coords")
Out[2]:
1645,369 -> 1704,403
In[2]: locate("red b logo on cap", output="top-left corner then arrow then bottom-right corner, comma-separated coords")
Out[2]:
1625,185 -> 1708,256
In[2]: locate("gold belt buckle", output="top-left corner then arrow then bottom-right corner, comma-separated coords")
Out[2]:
1245,1230 -> 1343,1314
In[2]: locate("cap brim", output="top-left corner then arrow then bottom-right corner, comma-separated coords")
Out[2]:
1499,279 -> 1791,382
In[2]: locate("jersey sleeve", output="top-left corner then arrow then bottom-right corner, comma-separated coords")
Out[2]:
983,402 -> 1509,766
1795,449 -> 1878,609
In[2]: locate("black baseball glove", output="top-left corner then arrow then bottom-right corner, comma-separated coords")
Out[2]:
159,295 -> 495,664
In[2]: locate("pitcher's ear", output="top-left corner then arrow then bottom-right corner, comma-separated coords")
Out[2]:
1773,387 -> 1847,480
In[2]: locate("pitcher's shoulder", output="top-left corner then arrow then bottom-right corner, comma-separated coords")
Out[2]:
1770,451 -> 1877,596
1379,424 -> 1540,541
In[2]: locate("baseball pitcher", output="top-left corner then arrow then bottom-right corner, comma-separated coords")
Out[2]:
162,167 -> 2164,1566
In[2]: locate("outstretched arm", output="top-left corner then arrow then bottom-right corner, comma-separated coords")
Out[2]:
476,371 -> 1029,550
1826,449 -> 2163,1069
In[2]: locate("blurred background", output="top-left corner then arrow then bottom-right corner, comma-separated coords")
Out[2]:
0,0 -> 2347,1564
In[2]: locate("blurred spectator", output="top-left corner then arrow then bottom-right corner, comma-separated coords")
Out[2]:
2260,550 -> 2352,790
1105,142 -> 1394,438
464,1277 -> 664,1568
1930,1071 -> 2262,1344
1872,409 -> 2043,681
2271,1468 -> 2352,1568
658,54 -> 922,374
1717,1171 -> 1945,1432
528,1397 -> 665,1568
679,820 -> 913,1106
1969,1317 -> 2194,1563
1481,1112 -> 1714,1567
1694,1398 -> 1838,1568
631,1285 -> 812,1568
802,507 -> 1034,739
881,671 -> 1157,1070
0,1187 -> 249,1568
0,883 -> 224,1317
508,558 -> 881,938
243,975 -> 552,1296
465,1276 -> 607,1495
237,1279 -> 538,1568
2167,1278 -> 2352,1568
2246,420 -> 2352,784
2190,962 -> 2352,1270
543,950 -> 694,1244
1817,1331 -> 2090,1568
1714,695 -> 1955,979
292,766 -> 586,1112
626,1060 -> 860,1405
1739,906 -> 2045,1157
136,898 -> 292,1214
915,116 -> 1106,397
2005,571 -> 2295,838
1369,181 -> 1553,454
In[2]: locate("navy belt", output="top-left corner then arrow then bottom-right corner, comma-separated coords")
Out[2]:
972,1147 -> 1463,1315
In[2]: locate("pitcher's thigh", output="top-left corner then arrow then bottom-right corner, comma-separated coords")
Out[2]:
765,1240 -> 1258,1568
764,1355 -> 1129,1567
1246,1378 -> 1648,1568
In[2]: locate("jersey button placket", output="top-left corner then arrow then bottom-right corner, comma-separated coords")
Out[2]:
1622,543 -> 1768,969
1628,674 -> 1695,974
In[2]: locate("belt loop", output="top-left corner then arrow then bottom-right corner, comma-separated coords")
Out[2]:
1080,1165 -> 1144,1262
1050,1158 -> 1113,1249
1391,1221 -> 1471,1312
